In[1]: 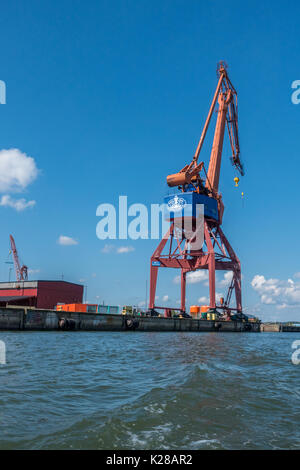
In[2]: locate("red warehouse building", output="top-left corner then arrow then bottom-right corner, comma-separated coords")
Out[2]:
0,280 -> 83,309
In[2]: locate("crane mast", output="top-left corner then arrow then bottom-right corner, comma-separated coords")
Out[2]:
9,234 -> 28,282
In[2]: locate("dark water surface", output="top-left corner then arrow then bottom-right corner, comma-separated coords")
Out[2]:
0,331 -> 299,450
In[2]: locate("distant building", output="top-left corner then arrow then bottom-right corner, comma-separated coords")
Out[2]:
0,280 -> 83,309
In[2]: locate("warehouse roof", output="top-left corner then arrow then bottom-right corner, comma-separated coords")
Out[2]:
0,280 -> 83,289
0,295 -> 34,302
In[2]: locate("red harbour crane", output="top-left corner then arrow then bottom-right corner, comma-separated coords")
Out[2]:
149,62 -> 244,315
9,234 -> 28,281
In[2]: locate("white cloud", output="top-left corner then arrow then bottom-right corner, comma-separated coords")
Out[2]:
162,295 -> 169,302
218,271 -> 233,288
138,301 -> 146,307
294,272 -> 300,279
101,244 -> 135,254
101,244 -> 115,254
261,294 -> 276,305
117,246 -> 135,254
276,303 -> 288,310
198,296 -> 209,304
0,148 -> 39,192
197,293 -> 222,304
251,274 -> 300,307
28,268 -> 40,275
0,194 -> 36,211
174,270 -> 208,285
57,235 -> 78,246
187,271 -> 209,284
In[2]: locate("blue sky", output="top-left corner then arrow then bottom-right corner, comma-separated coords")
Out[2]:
0,0 -> 299,321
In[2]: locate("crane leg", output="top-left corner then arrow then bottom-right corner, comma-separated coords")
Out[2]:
208,254 -> 216,309
149,225 -> 172,309
233,267 -> 242,312
204,222 -> 216,309
218,226 -> 242,312
180,270 -> 186,312
149,266 -> 158,310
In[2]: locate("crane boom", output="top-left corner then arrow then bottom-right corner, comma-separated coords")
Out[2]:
9,234 -> 28,282
205,88 -> 231,193
205,63 -> 243,194
167,62 -> 244,198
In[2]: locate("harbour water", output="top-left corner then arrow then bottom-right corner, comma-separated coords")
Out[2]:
0,331 -> 299,450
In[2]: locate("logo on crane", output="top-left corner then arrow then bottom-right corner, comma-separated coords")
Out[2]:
167,195 -> 186,212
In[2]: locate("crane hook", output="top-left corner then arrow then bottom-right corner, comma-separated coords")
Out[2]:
234,176 -> 239,187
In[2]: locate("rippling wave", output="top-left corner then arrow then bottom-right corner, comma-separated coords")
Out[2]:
0,331 -> 299,449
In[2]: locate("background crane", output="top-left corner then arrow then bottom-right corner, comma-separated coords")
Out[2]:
9,234 -> 28,282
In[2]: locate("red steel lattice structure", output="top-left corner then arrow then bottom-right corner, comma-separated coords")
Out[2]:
149,62 -> 244,314
9,234 -> 28,282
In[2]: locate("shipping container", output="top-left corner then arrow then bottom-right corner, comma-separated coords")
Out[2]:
122,305 -> 133,315
190,306 -> 200,315
207,313 -> 216,320
55,303 -> 97,313
97,305 -> 119,314
108,306 -> 119,314
86,304 -> 97,313
200,305 -> 210,313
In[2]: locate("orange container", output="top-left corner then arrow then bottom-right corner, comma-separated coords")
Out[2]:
200,305 -> 210,313
56,303 -> 87,312
56,303 -> 105,314
190,305 -> 200,315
